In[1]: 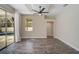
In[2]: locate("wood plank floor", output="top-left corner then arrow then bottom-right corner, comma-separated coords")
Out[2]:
0,36 -> 79,54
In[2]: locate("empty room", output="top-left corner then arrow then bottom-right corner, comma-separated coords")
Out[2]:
0,4 -> 79,54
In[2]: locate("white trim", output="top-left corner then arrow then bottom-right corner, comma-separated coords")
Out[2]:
21,36 -> 47,39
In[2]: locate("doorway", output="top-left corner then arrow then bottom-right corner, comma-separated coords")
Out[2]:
47,21 -> 53,37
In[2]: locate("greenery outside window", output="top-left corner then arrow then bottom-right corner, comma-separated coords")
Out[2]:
25,18 -> 33,31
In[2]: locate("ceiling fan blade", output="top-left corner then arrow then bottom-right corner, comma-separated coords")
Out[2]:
42,12 -> 49,13
39,8 -> 45,13
32,9 -> 39,12
63,4 -> 68,7
39,6 -> 42,8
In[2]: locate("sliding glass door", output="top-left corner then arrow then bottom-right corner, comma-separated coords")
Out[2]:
6,12 -> 14,45
0,8 -> 15,49
0,9 -> 6,49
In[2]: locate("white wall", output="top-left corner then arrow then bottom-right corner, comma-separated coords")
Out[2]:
21,15 -> 47,38
15,11 -> 21,42
54,5 -> 79,51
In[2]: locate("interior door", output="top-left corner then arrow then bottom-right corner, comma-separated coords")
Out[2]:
47,22 -> 53,36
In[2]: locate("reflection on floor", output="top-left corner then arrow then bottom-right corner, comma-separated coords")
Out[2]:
0,36 -> 79,54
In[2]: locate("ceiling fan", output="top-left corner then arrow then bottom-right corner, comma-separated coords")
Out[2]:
32,6 -> 49,15
63,4 -> 68,7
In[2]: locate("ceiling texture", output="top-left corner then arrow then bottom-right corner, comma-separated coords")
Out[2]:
9,4 -> 67,16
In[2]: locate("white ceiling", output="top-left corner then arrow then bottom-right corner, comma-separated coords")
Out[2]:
10,4 -> 66,16
10,4 -> 34,14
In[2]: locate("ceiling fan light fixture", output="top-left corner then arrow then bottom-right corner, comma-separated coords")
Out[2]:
38,14 -> 42,15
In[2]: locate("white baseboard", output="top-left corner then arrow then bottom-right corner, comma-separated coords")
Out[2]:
21,37 -> 47,39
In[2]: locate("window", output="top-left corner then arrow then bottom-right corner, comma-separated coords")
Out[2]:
25,18 -> 33,31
